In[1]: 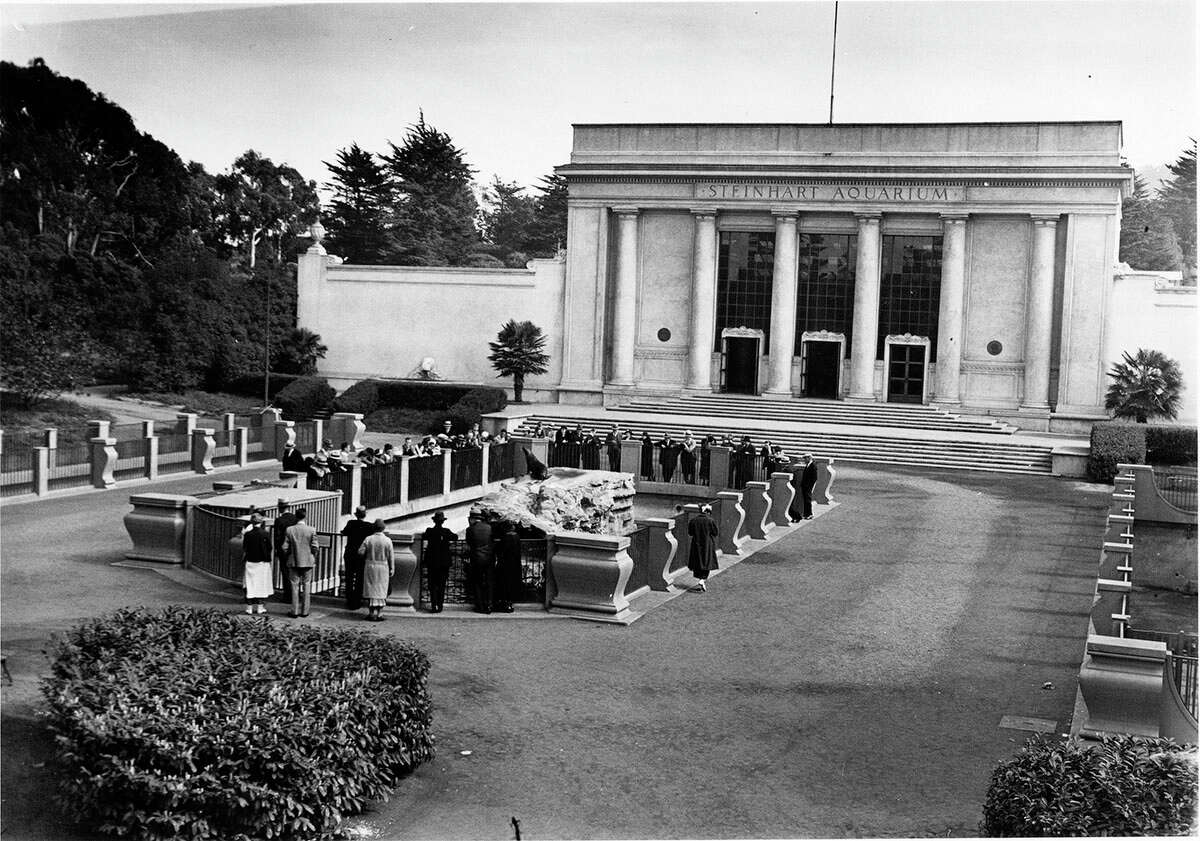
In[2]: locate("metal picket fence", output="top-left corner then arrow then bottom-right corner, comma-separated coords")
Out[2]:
488,442 -> 516,482
114,438 -> 149,481
361,460 -> 405,508
418,537 -> 548,607
408,455 -> 444,500
450,448 -> 483,491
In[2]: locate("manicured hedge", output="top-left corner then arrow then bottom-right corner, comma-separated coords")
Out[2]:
1088,422 -> 1147,483
442,387 -> 508,432
42,606 -> 435,841
275,376 -> 335,420
980,734 -> 1196,836
1145,424 -> 1198,466
376,380 -> 496,411
332,379 -> 380,415
224,372 -> 305,399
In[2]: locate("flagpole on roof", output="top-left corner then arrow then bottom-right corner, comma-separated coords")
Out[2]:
828,0 -> 839,124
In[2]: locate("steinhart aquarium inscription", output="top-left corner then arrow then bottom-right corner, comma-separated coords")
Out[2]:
696,183 -> 965,202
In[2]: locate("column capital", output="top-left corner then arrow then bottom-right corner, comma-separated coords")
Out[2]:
1030,214 -> 1060,227
689,207 -> 718,219
612,206 -> 641,217
854,211 -> 883,224
770,208 -> 799,221
940,213 -> 969,225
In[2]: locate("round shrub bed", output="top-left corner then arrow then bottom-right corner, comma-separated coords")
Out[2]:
42,606 -> 435,840
981,734 -> 1196,836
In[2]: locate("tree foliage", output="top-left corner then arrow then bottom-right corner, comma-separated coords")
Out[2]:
1157,139 -> 1197,275
487,319 -> 550,402
1119,174 -> 1183,271
1105,348 -> 1184,423
321,143 -> 392,264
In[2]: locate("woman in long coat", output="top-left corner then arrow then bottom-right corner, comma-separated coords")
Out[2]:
679,431 -> 698,484
358,519 -> 395,622
639,432 -> 655,480
687,505 -> 719,592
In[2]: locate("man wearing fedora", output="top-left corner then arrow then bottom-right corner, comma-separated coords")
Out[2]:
422,511 -> 455,612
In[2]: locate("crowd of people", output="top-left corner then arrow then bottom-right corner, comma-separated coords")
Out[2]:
280,421 -> 512,487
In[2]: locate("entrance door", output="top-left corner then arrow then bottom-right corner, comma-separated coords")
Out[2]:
803,341 -> 841,398
887,344 -> 926,403
725,337 -> 759,394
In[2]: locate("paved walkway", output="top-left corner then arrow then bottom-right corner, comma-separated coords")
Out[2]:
0,461 -> 1111,839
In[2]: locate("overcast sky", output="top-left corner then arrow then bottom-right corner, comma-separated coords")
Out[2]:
2,1 -> 1196,192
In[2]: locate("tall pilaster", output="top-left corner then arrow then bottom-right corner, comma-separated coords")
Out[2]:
848,212 -> 883,400
686,210 -> 718,392
934,214 -> 968,405
1021,215 -> 1059,410
764,211 -> 800,397
610,207 -> 640,386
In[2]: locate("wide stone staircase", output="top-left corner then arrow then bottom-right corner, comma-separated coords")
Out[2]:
615,394 -> 1019,434
509,399 -> 1056,476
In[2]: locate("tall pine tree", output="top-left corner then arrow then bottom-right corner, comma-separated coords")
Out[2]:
1119,173 -> 1183,271
322,144 -> 391,264
1157,140 -> 1196,279
382,115 -> 481,266
528,172 -> 568,257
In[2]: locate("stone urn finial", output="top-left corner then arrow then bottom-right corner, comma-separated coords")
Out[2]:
307,219 -> 327,255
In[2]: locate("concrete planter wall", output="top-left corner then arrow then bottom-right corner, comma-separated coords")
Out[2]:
714,491 -> 748,556
548,531 -> 636,623
1077,635 -> 1168,738
123,494 -> 197,564
740,481 -> 772,539
386,533 -> 420,612
767,472 -> 794,526
634,516 -> 682,592
814,458 -> 837,504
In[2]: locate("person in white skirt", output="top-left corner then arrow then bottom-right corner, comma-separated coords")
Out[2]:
242,514 -> 274,614
358,519 -> 395,622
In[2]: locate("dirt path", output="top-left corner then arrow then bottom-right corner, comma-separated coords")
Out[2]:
0,464 -> 1111,839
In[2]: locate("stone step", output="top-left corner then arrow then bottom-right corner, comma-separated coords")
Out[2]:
616,396 -> 1017,434
513,415 -> 1054,476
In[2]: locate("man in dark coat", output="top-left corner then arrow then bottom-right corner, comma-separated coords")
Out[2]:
340,505 -> 374,611
799,453 -> 819,519
605,425 -> 626,471
280,442 -> 308,474
657,433 -> 680,482
465,515 -> 495,614
271,500 -> 298,601
494,522 -> 523,613
732,436 -> 757,489
639,432 -> 655,480
421,511 -> 455,612
687,504 -> 720,591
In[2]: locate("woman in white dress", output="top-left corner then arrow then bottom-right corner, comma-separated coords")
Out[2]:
358,519 -> 395,621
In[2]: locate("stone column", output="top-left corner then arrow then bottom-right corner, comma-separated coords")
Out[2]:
934,214 -> 968,405
848,213 -> 883,400
1022,215 -> 1059,410
764,211 -> 800,397
686,209 -> 719,392
609,207 -> 640,386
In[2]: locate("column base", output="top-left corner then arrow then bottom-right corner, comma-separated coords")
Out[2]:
845,393 -> 879,404
684,386 -> 715,395
761,389 -> 796,400
1018,402 -> 1051,413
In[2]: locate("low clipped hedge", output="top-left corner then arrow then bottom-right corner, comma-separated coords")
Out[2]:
42,606 -> 435,841
274,376 -> 335,420
1088,422 -> 1147,483
981,734 -> 1196,836
332,379 -> 380,415
1145,424 -> 1198,466
224,372 -> 305,399
376,380 -> 498,411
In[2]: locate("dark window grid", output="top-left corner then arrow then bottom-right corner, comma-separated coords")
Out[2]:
877,236 -> 943,361
715,232 -> 775,351
795,234 -> 857,356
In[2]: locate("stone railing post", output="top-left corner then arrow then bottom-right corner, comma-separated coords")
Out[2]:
714,491 -> 748,556
234,427 -> 249,467
671,504 -> 699,576
635,517 -> 682,591
740,481 -> 772,539
621,440 -> 643,479
1092,578 -> 1132,637
330,412 -> 366,452
260,409 -> 283,454
33,447 -> 50,496
548,531 -> 637,623
1077,635 -> 1168,738
90,436 -> 118,489
528,438 -> 550,472
767,472 -> 795,526
480,443 -> 491,486
191,428 -> 216,475
348,462 -> 363,512
312,419 -> 325,452
223,412 -> 237,433
709,446 -> 732,490
399,456 -> 412,505
1098,540 -> 1133,581
386,533 -> 421,611
441,450 -> 453,496
814,458 -> 837,504
88,420 -> 111,440
176,413 -> 198,437
145,435 -> 159,480
124,494 -> 199,564
43,428 -> 57,468
274,421 -> 296,459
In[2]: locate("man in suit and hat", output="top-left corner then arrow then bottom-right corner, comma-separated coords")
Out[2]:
422,511 -> 455,612
280,442 -> 307,474
283,508 -> 319,617
799,453 -> 818,519
464,513 -> 495,614
340,506 -> 374,611
272,499 -> 298,600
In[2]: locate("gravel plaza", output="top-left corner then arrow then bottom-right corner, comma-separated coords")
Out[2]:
0,460 -> 1111,839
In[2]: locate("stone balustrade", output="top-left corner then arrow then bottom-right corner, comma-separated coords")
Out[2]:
123,493 -> 197,564
548,531 -> 637,623
740,481 -> 772,539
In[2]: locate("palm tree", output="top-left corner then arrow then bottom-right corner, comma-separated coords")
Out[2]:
488,320 -> 549,403
1105,348 -> 1183,423
280,327 -> 328,376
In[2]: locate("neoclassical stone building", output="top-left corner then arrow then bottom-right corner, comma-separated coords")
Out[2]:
553,122 -> 1133,431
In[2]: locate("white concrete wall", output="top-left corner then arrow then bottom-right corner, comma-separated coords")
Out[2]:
1106,270 -> 1198,423
297,254 -> 566,400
